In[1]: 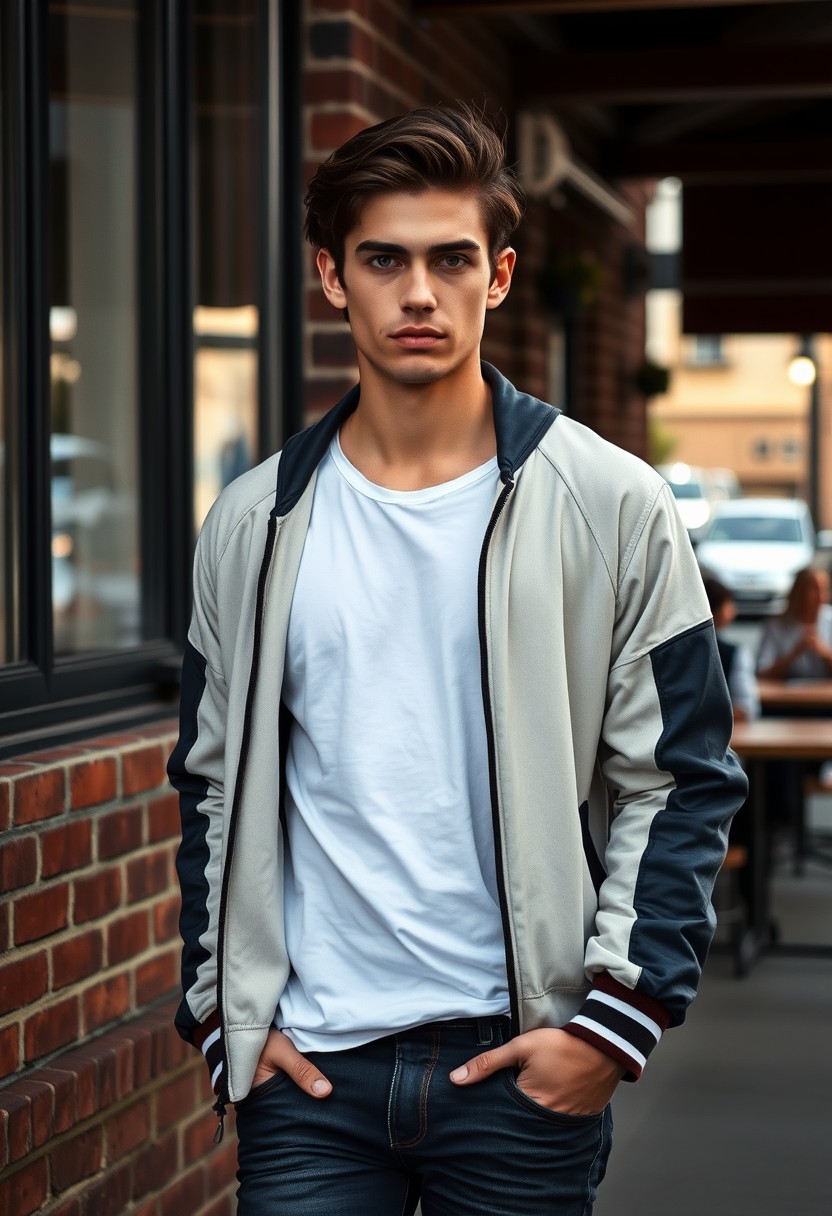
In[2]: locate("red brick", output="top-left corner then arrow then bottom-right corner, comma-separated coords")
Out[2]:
158,1167 -> 206,1216
0,1023 -> 19,1079
310,110 -> 369,152
116,1016 -> 152,1084
0,1156 -> 48,1216
148,793 -> 180,843
200,1198 -> 234,1216
0,780 -> 9,830
14,882 -> 69,945
132,1202 -> 159,1216
0,903 -> 10,951
207,1138 -> 239,1193
52,927 -> 104,989
0,835 -> 38,891
70,756 -> 117,809
13,767 -> 66,824
49,1201 -> 82,1216
107,1098 -> 151,1160
6,1078 -> 54,1148
155,1070 -> 198,1132
36,1066 -> 76,1134
23,994 -> 79,1062
127,850 -> 170,903
48,1051 -> 97,1119
51,1124 -> 103,1191
98,804 -> 144,860
311,329 -> 357,368
82,1162 -> 132,1216
41,817 -> 93,877
82,973 -> 130,1034
184,1108 -> 219,1159
153,895 -> 180,944
0,1091 -> 30,1162
306,66 -> 363,105
0,950 -> 47,1014
93,1033 -> 134,1100
136,950 -> 179,1005
73,865 -> 122,923
122,745 -> 167,796
107,908 -> 150,965
133,1128 -> 178,1199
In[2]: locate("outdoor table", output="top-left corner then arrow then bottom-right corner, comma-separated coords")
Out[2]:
757,679 -> 832,713
730,717 -> 832,970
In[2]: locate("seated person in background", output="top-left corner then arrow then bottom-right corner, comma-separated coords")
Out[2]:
703,576 -> 759,722
757,567 -> 832,681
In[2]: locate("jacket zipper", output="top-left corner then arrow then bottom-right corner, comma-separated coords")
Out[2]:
212,513 -> 279,1139
477,476 -> 520,1037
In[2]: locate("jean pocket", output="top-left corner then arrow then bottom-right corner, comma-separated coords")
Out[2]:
502,1069 -> 605,1126
236,1069 -> 288,1107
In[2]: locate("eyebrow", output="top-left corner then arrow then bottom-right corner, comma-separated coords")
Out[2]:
354,239 -> 482,256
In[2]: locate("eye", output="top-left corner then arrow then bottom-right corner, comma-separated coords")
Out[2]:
439,254 -> 468,270
370,254 -> 397,269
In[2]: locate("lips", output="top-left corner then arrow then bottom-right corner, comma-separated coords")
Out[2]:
391,328 -> 445,348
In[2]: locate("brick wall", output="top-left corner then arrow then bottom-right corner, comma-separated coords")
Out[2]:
0,727 -> 236,1216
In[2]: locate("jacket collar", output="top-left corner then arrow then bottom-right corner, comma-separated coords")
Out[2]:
273,361 -> 560,516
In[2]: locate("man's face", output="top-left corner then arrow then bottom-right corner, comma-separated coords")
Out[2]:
316,188 -> 514,387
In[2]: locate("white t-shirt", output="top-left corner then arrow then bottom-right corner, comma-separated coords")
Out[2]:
277,434 -> 510,1051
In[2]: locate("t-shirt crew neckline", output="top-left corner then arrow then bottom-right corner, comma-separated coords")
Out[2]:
331,430 -> 499,505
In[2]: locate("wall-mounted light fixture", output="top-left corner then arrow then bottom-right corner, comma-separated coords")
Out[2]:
787,336 -> 817,387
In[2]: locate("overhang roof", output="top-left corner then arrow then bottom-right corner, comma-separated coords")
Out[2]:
417,0 -> 832,185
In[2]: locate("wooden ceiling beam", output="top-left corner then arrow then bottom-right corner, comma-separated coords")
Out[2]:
417,0 -> 826,15
606,139 -> 832,183
516,43 -> 832,103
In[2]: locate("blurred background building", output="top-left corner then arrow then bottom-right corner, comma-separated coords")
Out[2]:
2,2 -> 831,1213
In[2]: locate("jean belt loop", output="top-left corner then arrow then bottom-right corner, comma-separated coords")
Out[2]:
475,1018 -> 493,1047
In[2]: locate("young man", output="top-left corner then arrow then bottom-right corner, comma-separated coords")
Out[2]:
169,105 -> 747,1215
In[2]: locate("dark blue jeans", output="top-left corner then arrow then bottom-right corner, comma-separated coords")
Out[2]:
235,1017 -> 613,1215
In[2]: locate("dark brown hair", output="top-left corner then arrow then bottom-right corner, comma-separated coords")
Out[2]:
304,103 -> 525,280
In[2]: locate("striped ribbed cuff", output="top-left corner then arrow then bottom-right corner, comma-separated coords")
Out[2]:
192,1012 -> 224,1095
563,974 -> 669,1081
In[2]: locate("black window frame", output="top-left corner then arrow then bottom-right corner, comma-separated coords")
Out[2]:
0,0 -> 302,758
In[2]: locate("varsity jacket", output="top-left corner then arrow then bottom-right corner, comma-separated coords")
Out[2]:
168,363 -> 747,1127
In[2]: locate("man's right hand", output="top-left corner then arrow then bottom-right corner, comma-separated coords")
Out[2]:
252,1028 -> 332,1098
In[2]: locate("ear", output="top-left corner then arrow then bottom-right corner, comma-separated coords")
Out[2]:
486,247 -> 516,311
317,248 -> 347,311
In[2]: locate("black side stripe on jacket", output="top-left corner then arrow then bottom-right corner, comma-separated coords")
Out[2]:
168,640 -> 212,1039
632,621 -> 747,1024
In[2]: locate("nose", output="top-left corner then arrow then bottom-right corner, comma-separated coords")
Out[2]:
400,262 -> 437,312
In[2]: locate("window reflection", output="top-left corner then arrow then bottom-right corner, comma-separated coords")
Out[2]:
192,1 -> 260,529
49,2 -> 141,654
194,308 -> 258,529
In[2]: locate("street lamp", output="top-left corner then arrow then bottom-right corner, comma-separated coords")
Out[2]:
787,336 -> 819,523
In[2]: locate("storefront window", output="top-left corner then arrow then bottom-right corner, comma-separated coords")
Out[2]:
192,1 -> 260,529
48,1 -> 141,653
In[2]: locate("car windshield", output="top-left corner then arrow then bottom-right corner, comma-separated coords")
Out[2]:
668,481 -> 705,499
707,515 -> 803,544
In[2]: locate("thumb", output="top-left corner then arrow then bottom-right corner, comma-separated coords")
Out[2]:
449,1040 -> 519,1086
267,1031 -> 333,1099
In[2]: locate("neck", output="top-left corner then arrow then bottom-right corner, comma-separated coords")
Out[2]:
339,354 -> 496,491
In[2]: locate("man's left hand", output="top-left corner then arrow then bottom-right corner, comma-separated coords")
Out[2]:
449,1027 -> 625,1116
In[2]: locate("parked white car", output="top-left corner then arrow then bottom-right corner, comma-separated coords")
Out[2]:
696,498 -> 816,615
656,463 -> 716,543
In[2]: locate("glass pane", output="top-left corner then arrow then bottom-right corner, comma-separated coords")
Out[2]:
192,1 -> 260,530
48,1 -> 141,654
0,42 -> 9,664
